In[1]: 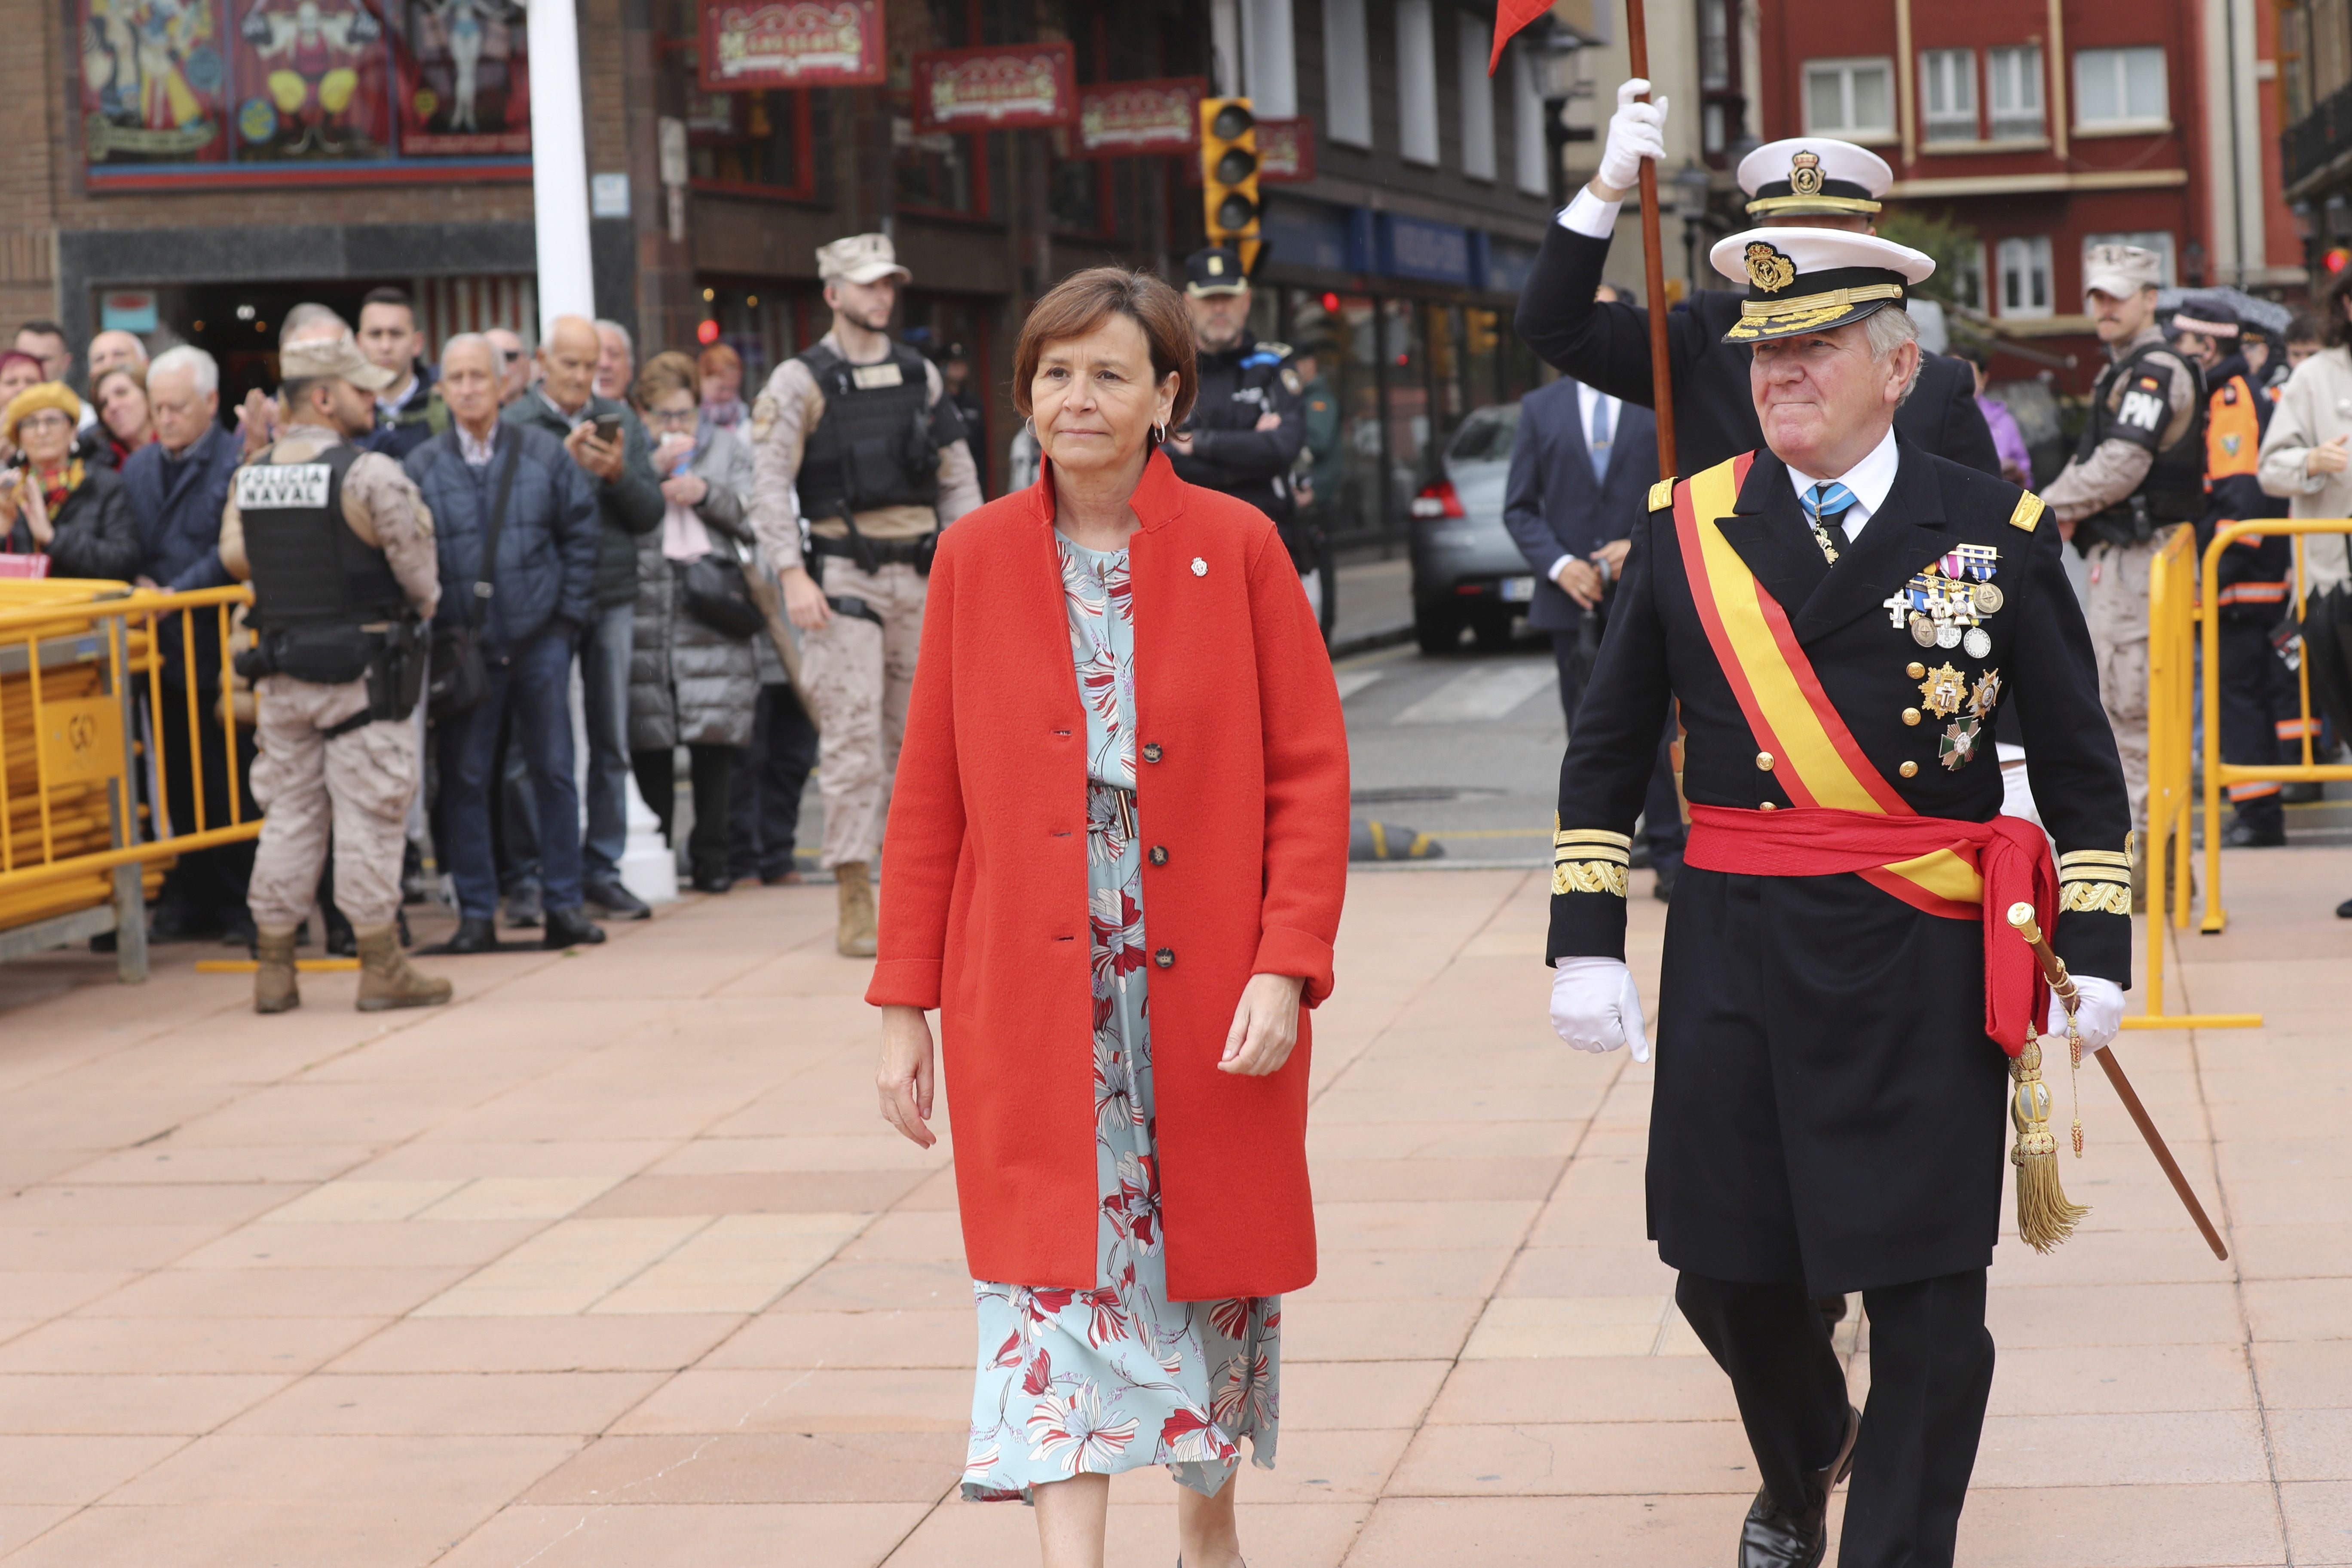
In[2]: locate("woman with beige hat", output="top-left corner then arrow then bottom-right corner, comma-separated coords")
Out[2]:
0,383 -> 138,579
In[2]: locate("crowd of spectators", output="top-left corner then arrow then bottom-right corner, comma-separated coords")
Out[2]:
0,300 -> 822,952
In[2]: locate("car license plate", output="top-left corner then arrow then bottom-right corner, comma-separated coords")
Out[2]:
1501,576 -> 1535,602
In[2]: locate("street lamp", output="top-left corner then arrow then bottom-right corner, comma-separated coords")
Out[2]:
1673,161 -> 1713,288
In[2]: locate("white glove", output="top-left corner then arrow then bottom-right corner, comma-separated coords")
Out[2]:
2046,976 -> 2125,1055
1596,79 -> 1670,193
1551,956 -> 1650,1063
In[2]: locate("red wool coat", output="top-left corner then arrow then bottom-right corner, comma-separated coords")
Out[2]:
866,451 -> 1350,1301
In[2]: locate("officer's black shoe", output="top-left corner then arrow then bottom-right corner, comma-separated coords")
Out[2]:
543,906 -> 607,949
2336,896 -> 2352,920
2223,818 -> 2286,848
219,913 -> 257,950
583,880 -> 651,921
2282,781 -> 2324,805
444,918 -> 501,955
690,868 -> 733,895
1737,1404 -> 1860,1568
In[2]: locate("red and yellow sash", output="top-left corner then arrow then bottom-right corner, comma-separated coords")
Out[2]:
1673,455 -> 1984,920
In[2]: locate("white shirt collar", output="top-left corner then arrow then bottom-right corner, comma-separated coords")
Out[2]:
1785,426 -> 1900,541
456,421 -> 499,468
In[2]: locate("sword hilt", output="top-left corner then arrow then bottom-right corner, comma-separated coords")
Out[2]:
2006,901 -> 2080,1014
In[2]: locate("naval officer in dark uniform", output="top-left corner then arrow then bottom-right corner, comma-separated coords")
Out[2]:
1545,227 -> 2132,1568
1516,82 -> 2000,480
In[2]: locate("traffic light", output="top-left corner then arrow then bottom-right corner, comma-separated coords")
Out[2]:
1200,97 -> 1262,275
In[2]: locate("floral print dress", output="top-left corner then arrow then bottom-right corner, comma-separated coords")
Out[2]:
960,535 -> 1282,1504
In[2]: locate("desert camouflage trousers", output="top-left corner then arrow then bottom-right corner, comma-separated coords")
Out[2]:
246,674 -> 419,930
800,557 -> 926,870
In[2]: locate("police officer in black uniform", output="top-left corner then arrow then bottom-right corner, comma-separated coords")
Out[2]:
1167,247 -> 1322,616
1515,84 -> 2002,479
1547,227 -> 2132,1568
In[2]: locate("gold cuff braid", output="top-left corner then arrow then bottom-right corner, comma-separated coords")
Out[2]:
2059,881 -> 2132,915
1553,861 -> 1631,897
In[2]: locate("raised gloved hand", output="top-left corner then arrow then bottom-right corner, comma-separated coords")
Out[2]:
1596,79 -> 1670,195
1551,956 -> 1650,1063
2046,975 -> 2124,1055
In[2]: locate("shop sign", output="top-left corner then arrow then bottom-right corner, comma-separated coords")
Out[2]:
913,42 -> 1075,132
1069,77 -> 1202,156
700,0 -> 885,89
101,291 -> 159,333
1256,117 -> 1314,182
1380,214 -> 1474,285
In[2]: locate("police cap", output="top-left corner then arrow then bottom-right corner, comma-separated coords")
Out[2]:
1185,247 -> 1250,297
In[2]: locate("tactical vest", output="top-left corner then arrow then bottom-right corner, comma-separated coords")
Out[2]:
2075,342 -> 2207,540
2206,374 -> 2262,482
794,342 -> 944,521
238,443 -> 404,633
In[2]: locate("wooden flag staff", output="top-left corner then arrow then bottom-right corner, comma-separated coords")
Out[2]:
1623,0 -> 1677,481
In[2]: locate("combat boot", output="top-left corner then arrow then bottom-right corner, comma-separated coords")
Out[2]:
354,924 -> 453,1012
835,861 -> 878,958
254,926 -> 300,1014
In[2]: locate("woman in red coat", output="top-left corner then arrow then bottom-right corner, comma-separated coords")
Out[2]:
869,268 -> 1349,1568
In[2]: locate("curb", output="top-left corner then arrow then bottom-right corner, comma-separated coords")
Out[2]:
1329,622 -> 1415,660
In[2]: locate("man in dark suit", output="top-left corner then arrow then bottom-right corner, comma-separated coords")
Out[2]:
1545,225 -> 2130,1568
1504,291 -> 1684,895
1515,83 -> 2001,481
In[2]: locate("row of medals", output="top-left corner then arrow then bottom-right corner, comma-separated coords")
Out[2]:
1888,550 -> 2003,771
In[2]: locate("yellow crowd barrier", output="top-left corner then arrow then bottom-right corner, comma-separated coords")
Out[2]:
0,581 -> 259,981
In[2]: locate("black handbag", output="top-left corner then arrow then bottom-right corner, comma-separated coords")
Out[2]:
682,532 -> 766,640
427,434 -> 519,719
2294,567 -> 2352,744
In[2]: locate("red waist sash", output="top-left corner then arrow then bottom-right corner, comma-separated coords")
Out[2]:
1684,803 -> 2057,1056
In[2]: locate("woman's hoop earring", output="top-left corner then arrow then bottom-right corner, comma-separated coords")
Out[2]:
1152,420 -> 1167,445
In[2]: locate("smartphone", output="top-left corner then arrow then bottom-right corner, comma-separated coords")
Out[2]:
590,416 -> 623,447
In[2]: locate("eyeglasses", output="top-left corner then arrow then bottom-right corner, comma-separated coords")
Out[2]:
15,412 -> 70,433
646,407 -> 698,427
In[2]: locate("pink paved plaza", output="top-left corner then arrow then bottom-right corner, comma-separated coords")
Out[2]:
0,854 -> 2345,1566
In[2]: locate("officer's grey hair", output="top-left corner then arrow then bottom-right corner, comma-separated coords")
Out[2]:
1864,305 -> 1922,406
442,332 -> 501,374
149,345 -> 218,397
594,318 -> 634,358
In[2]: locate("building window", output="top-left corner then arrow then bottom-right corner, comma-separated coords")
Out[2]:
2083,230 -> 2177,288
1803,58 -> 1895,140
74,0 -> 531,187
1947,245 -> 1985,311
687,92 -> 816,200
1511,43 -> 1549,197
2074,46 -> 2168,129
1997,236 -> 2053,318
1396,0 -> 1439,165
1245,0 -> 1297,118
1700,0 -> 1730,91
1457,12 -> 1497,180
1988,45 -> 2045,139
1920,49 -> 1977,142
1324,0 -> 1372,147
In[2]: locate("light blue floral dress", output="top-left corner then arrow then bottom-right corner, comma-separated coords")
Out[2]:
960,535 -> 1282,1504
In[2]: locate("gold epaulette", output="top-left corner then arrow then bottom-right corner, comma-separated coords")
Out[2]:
1553,822 -> 1632,898
1648,477 -> 1677,512
2009,491 -> 2045,533
2056,848 -> 2132,913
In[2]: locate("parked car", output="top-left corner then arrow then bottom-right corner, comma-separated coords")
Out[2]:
1409,402 -> 1532,654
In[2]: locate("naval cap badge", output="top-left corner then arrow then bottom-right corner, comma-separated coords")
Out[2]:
1744,241 -> 1797,294
1788,149 -> 1825,198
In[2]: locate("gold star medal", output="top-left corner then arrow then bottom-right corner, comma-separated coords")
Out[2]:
1919,662 -> 1967,718
1968,668 -> 2003,718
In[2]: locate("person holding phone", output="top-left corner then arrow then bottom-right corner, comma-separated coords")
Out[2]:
502,314 -> 665,922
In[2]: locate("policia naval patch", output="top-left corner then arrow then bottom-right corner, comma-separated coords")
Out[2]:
235,465 -> 333,509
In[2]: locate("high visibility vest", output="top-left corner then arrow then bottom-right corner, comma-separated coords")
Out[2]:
2206,374 -> 2262,482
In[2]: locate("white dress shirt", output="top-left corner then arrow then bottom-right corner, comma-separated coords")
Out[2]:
1559,187 -> 1621,239
1548,381 -> 1625,585
1785,426 -> 1901,542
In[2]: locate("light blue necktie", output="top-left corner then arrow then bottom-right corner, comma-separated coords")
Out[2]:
1804,481 -> 1855,563
1587,395 -> 1613,481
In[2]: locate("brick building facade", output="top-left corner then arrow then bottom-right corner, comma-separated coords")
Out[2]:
1755,0 -> 2297,391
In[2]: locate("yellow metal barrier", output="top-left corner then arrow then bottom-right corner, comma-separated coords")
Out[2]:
0,582 -> 259,981
2199,519 -> 2352,937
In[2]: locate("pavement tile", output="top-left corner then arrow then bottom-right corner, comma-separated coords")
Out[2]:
0,1315 -> 389,1375
1292,1247 -> 1513,1302
1984,1283 -> 2245,1347
326,1314 -> 744,1374
0,1183 -> 303,1228
888,1497 -> 1370,1568
411,1216 -> 711,1317
775,1258 -> 978,1314
1109,1427 -> 1414,1505
1984,1344 -> 2257,1415
103,1431 -> 579,1507
1389,1418 -> 1754,1495
700,1309 -> 975,1370
0,1373 -> 291,1434
1278,1359 -> 1454,1431
1425,1356 -> 1741,1425
172,1218 -> 542,1270
345,1140 -> 674,1181
51,1143 -> 380,1186
1496,1244 -> 1680,1297
833,1210 -> 968,1263
0,1223 -> 225,1274
1279,1296 -> 1487,1363
0,1508 -> 74,1559
1312,1200 -> 1540,1252
641,1134 -> 945,1174
1953,1480 -> 2287,1565
74,1265 -> 471,1319
2243,1278 -> 2352,1342
588,1213 -> 867,1314
1972,1409 -> 2274,1487
0,1272 -> 135,1320
2281,1480 -> 2352,1565
0,1433 -> 187,1503
220,1371 -> 669,1436
613,1367 -> 968,1434
1344,1493 -> 1760,1566
435,1501 -> 931,1568
580,1169 -> 928,1216
1458,1295 -> 1680,1360
1306,1158 -> 1565,1203
415,1176 -> 631,1222
519,1430 -> 962,1504
2270,1409 -> 2352,1482
252,1179 -> 466,1224
0,1502 -> 512,1568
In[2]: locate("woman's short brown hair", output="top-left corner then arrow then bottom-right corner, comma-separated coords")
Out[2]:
1011,267 -> 1196,426
696,342 -> 742,379
635,349 -> 700,408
